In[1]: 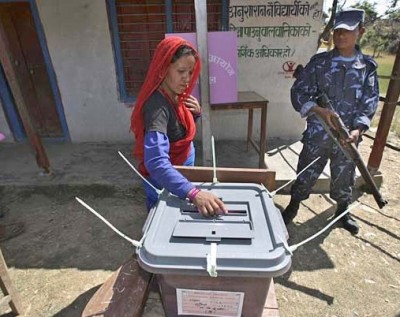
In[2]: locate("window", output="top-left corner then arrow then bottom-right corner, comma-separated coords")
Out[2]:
107,0 -> 228,103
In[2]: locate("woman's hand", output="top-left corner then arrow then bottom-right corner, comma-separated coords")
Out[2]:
191,191 -> 228,217
183,94 -> 201,115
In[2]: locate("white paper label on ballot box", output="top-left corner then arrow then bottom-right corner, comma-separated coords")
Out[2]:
176,288 -> 244,316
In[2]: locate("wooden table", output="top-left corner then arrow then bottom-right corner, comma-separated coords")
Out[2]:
211,91 -> 268,168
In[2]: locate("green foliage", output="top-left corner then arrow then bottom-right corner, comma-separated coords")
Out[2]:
385,9 -> 400,54
323,1 -> 400,56
363,49 -> 393,95
353,1 -> 378,25
375,53 -> 394,94
349,2 -> 400,56
360,11 -> 400,56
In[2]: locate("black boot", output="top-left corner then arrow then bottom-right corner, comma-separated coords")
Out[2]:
335,203 -> 359,235
282,198 -> 300,225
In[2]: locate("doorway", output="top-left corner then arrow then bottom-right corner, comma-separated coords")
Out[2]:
0,1 -> 67,140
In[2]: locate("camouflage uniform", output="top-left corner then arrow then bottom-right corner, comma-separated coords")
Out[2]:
290,47 -> 379,205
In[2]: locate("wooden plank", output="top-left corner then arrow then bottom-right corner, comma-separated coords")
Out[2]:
0,248 -> 22,314
0,294 -> 11,310
262,279 -> 280,317
175,165 -> 276,191
264,279 -> 279,309
263,308 -> 281,317
0,295 -> 11,310
0,11 -> 50,173
368,44 -> 400,171
82,255 -> 153,317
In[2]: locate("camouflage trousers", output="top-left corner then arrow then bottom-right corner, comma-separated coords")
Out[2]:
290,139 -> 356,205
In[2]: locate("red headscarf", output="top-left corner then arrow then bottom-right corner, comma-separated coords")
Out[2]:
131,36 -> 201,175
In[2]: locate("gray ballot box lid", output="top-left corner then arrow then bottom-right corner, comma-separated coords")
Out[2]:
137,182 -> 291,277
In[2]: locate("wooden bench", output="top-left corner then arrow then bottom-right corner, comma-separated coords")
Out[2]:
0,247 -> 22,315
81,255 -> 152,317
175,165 -> 276,190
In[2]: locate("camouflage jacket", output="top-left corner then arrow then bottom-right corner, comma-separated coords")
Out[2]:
291,47 -> 379,146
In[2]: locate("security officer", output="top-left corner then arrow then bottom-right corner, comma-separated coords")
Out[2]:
282,9 -> 379,234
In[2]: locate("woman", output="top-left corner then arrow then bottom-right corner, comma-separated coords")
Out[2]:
131,36 -> 227,217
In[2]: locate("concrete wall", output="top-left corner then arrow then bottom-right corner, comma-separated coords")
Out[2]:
36,0 -> 132,142
215,0 -> 325,141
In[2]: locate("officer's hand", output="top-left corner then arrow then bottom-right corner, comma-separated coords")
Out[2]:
346,129 -> 361,144
192,191 -> 228,217
312,106 -> 338,129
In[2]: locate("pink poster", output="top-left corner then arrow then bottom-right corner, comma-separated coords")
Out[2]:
166,32 -> 238,104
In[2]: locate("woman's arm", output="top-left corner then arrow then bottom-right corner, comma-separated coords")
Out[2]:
144,131 -> 193,199
144,131 -> 227,216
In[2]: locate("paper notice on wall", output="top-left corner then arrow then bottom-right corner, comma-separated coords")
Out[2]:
165,32 -> 238,104
176,288 -> 244,317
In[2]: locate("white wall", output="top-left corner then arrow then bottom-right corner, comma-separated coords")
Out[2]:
36,0 -> 132,142
209,0 -> 324,140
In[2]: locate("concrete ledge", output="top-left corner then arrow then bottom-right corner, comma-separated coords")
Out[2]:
0,140 -> 384,198
265,139 -> 384,194
265,140 -> 331,194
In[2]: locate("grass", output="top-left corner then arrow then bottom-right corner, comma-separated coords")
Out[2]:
363,49 -> 400,135
373,51 -> 395,94
363,48 -> 394,95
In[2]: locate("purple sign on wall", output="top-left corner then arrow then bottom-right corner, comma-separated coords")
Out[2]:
166,32 -> 238,104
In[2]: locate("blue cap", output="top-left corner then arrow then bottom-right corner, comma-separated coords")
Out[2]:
334,9 -> 365,31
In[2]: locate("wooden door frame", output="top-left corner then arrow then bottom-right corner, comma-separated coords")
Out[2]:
0,0 -> 69,141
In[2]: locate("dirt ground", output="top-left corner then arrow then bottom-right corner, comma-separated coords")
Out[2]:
0,135 -> 399,317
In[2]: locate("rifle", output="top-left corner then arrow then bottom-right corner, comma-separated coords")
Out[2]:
316,92 -> 388,209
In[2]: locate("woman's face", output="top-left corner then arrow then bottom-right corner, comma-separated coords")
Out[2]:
161,54 -> 196,99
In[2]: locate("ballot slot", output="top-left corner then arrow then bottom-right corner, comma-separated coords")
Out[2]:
180,201 -> 249,216
173,201 -> 254,241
